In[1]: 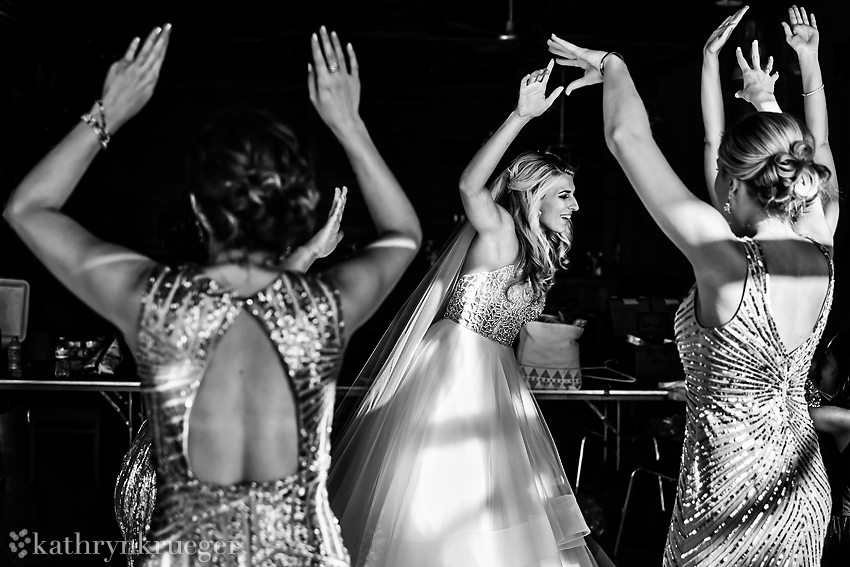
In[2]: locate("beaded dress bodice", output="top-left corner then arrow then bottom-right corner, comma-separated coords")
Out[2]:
134,264 -> 350,566
663,237 -> 833,567
443,264 -> 544,347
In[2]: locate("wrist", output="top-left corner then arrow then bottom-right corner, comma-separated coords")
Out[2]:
334,117 -> 370,148
753,95 -> 781,113
511,109 -> 534,124
81,100 -> 111,149
600,52 -> 625,79
796,51 -> 819,64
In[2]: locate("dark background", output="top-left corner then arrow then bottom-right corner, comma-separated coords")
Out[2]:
1,0 -> 849,565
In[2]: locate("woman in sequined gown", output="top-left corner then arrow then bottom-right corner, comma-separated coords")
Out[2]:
113,185 -> 348,565
3,25 -> 422,566
549,19 -> 839,567
328,61 -> 610,567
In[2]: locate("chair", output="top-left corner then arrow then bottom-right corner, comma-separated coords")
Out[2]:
613,414 -> 684,557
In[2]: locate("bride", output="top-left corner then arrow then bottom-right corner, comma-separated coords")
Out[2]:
329,59 -> 611,567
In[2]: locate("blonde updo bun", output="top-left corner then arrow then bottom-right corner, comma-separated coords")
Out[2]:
718,113 -> 833,220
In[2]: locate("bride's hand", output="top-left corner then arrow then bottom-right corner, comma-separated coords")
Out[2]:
102,25 -> 171,133
546,35 -> 607,95
734,39 -> 779,107
515,59 -> 564,120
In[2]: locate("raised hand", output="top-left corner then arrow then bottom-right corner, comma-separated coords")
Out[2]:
734,40 -> 778,108
547,35 -> 607,95
515,60 -> 564,120
308,27 -> 361,137
705,6 -> 749,57
782,5 -> 818,56
305,186 -> 347,258
102,25 -> 171,133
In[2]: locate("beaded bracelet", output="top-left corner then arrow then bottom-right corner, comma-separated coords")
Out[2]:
81,99 -> 110,149
802,84 -> 825,97
599,52 -> 624,79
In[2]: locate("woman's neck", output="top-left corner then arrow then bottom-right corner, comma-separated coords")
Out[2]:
750,216 -> 801,242
209,247 -> 282,269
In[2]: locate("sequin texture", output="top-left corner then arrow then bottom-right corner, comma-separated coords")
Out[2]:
131,265 -> 350,566
663,238 -> 833,566
443,264 -> 543,346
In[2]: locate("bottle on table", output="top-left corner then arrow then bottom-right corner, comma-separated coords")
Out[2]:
54,340 -> 71,378
7,336 -> 22,378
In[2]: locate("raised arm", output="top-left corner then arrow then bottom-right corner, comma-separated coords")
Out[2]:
783,5 -> 839,235
548,36 -> 736,275
3,26 -> 170,345
702,7 -> 749,208
457,60 -> 563,236
308,27 -> 422,336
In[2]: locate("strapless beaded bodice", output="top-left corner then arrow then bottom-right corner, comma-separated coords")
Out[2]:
133,264 -> 350,566
443,264 -> 543,347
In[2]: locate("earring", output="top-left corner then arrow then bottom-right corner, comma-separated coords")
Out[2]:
724,187 -> 733,215
193,217 -> 206,243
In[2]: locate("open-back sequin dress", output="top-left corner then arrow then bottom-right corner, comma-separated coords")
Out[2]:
129,264 -> 350,567
663,237 -> 833,566
329,264 -> 598,567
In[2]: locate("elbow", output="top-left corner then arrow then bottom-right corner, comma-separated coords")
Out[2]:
2,199 -> 23,229
458,177 -> 476,198
408,222 -> 423,251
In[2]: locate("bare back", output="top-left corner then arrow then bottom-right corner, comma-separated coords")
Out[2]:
186,265 -> 304,484
698,237 -> 831,352
187,309 -> 299,484
759,239 -> 831,353
136,264 -> 344,488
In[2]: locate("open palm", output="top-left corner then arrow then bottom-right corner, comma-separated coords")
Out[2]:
516,59 -> 563,120
782,6 -> 818,56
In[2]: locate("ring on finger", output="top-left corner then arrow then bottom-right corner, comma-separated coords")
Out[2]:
328,63 -> 340,73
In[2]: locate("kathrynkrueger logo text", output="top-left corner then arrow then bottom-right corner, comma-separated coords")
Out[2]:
8,530 -> 241,562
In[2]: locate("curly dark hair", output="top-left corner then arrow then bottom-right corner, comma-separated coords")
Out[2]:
718,113 -> 834,221
186,109 -> 319,264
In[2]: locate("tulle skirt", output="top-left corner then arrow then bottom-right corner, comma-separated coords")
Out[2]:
330,319 -> 597,567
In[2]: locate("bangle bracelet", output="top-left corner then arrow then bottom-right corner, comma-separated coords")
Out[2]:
600,52 -> 624,79
802,84 -> 825,97
97,99 -> 109,137
81,100 -> 110,149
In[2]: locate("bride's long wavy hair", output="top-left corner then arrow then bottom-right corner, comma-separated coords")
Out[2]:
489,151 -> 575,299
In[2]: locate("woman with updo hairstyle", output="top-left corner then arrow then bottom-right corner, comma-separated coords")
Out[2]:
186,109 -> 321,264
718,112 -> 834,232
550,7 -> 838,565
5,25 -> 421,566
330,60 -> 612,567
